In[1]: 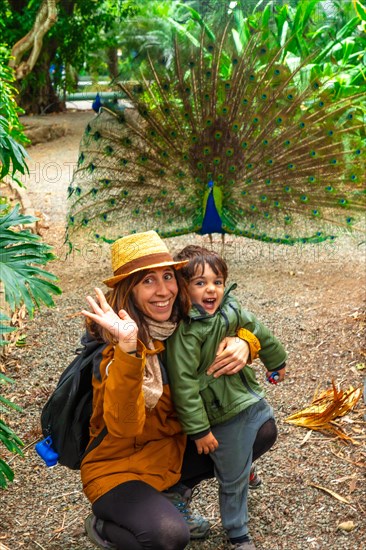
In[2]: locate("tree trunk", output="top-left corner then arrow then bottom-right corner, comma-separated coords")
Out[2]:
107,47 -> 119,81
17,38 -> 65,114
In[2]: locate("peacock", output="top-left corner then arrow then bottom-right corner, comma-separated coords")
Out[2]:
67,21 -> 365,247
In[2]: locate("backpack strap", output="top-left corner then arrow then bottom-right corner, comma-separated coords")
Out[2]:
81,426 -> 108,463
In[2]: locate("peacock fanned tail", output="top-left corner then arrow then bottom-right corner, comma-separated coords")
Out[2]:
67,24 -> 365,245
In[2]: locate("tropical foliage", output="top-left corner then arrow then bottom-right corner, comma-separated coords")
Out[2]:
0,46 -> 61,487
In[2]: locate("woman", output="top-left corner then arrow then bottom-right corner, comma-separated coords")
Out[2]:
80,230 -> 266,550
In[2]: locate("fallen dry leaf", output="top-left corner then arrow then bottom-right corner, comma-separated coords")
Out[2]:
308,483 -> 352,504
337,521 -> 356,532
285,382 -> 362,443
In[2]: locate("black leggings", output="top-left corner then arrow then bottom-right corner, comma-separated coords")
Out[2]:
92,418 -> 277,549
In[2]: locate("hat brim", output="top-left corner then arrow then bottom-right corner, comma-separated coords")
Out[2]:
103,259 -> 189,288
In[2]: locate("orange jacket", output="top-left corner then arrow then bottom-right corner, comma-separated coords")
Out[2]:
80,341 -> 186,504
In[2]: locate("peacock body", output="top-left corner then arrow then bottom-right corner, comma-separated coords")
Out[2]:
67,23 -> 365,246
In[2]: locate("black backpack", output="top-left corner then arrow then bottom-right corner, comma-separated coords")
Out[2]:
40,333 -> 108,469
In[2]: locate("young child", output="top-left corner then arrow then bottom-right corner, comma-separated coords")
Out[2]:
165,245 -> 287,550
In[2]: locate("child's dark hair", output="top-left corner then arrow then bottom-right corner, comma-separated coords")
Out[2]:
174,245 -> 228,283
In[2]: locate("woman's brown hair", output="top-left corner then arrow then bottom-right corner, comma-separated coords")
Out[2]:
85,268 -> 191,346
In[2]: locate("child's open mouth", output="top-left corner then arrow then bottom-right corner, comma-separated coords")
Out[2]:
202,298 -> 216,311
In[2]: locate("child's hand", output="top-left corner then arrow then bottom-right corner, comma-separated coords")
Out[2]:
194,432 -> 219,454
82,287 -> 138,352
266,367 -> 286,384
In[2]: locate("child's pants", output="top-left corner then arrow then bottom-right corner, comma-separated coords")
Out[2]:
210,398 -> 274,539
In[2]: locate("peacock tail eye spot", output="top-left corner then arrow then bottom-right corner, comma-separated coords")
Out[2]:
191,136 -> 198,143
145,196 -> 153,204
228,179 -> 235,185
274,69 -> 281,75
67,186 -> 74,196
327,130 -> 334,136
355,149 -> 361,155
123,137 -> 132,146
110,199 -> 116,206
206,70 -> 212,78
338,198 -> 347,206
284,186 -> 291,193
178,185 -> 186,192
78,153 -> 84,165
224,81 -> 231,89
284,140 -> 290,146
247,163 -> 253,169
267,159 -> 273,165
123,190 -> 129,196
287,94 -> 294,100
105,146 -> 113,155
205,119 -> 213,127
252,117 -> 259,124
226,148 -> 234,157
195,177 -> 202,183
197,161 -> 204,169
284,216 -> 291,224
350,174 -> 357,181
179,207 -> 186,214
232,123 -> 239,132
215,131 -> 222,140
75,187 -> 82,196
299,122 -> 305,128
133,208 -> 140,215
207,172 -> 213,179
288,163 -> 295,170
158,169 -> 166,176
138,176 -> 145,184
263,212 -> 270,218
185,87 -> 191,94
95,234 -> 100,239
139,155 -> 148,163
312,209 -> 320,216
310,151 -> 316,157
309,176 -> 315,182
91,188 -> 98,196
217,174 -> 224,181
260,195 -> 267,202
263,139 -> 269,145
242,98 -> 249,105
169,200 -> 175,207
162,83 -> 170,91
177,171 -> 185,178
313,81 -> 320,90
274,201 -> 280,207
82,218 -> 89,225
189,60 -> 195,67
213,157 -> 221,166
300,195 -> 308,203
88,163 -> 95,173
346,217 -> 354,225
204,93 -> 210,101
164,107 -> 170,114
319,101 -> 324,107
249,74 -> 255,81
161,151 -> 168,158
149,129 -> 156,137
241,141 -> 248,148
229,165 -> 236,172
265,178 -> 271,185
325,185 -> 333,192
221,106 -> 229,115
170,131 -> 177,138
102,214 -> 107,220
347,113 -> 353,120
183,112 -> 190,119
93,131 -> 101,140
250,205 -> 256,211
207,44 -> 214,52
232,58 -> 238,65
241,190 -> 248,196
121,158 -> 128,165
246,178 -> 253,184
276,117 -> 283,124
160,189 -> 168,196
330,159 -> 337,165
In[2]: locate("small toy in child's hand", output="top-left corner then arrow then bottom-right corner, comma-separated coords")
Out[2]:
267,371 -> 280,385
35,436 -> 59,467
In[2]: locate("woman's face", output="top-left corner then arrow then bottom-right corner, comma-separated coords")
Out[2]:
132,267 -> 178,321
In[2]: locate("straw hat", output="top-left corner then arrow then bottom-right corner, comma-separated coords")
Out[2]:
103,231 -> 188,287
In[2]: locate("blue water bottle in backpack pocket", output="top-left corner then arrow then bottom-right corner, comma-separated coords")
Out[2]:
35,436 -> 59,467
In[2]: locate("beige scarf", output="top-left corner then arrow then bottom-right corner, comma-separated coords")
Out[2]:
143,318 -> 176,409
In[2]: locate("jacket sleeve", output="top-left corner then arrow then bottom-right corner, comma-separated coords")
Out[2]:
237,309 -> 288,371
165,324 -> 211,436
98,343 -> 147,438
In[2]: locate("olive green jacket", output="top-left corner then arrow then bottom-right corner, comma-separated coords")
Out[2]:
165,285 -> 287,436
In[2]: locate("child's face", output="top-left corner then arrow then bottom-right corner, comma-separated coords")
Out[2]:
187,263 -> 225,314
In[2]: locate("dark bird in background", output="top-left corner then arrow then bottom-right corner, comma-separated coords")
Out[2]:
67,24 -> 365,247
92,93 -> 102,113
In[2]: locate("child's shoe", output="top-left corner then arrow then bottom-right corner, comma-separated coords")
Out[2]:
249,464 -> 262,489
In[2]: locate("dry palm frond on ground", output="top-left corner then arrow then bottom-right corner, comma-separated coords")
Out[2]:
285,382 -> 363,443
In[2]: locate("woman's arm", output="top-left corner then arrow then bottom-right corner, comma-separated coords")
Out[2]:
206,333 -> 259,378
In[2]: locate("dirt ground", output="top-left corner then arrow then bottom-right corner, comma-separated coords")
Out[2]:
0,110 -> 365,550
